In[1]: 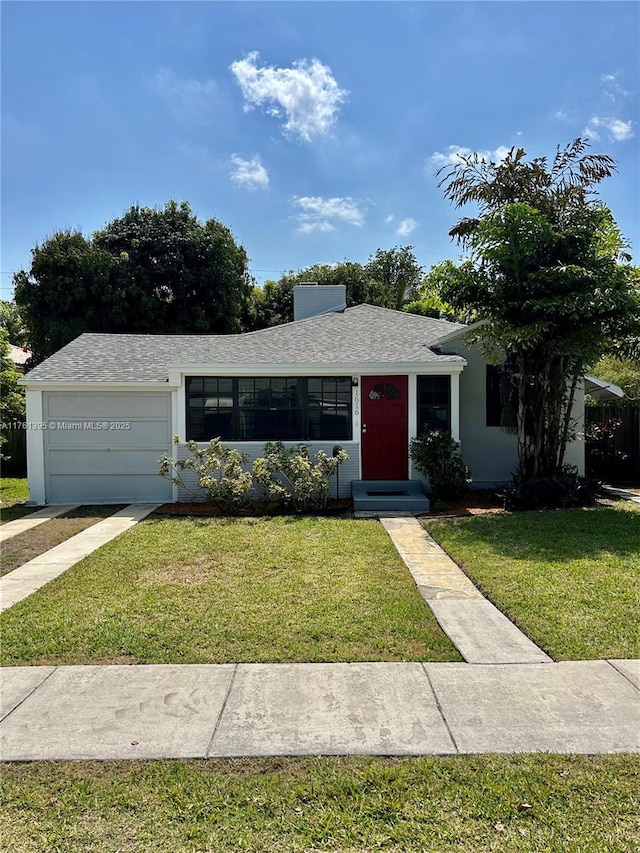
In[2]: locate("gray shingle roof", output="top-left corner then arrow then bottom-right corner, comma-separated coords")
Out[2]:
22,305 -> 467,383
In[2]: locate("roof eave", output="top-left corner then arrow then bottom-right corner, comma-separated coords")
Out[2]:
425,319 -> 486,348
167,360 -> 466,377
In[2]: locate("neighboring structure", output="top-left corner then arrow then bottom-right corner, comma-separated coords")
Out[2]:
584,375 -> 626,403
8,345 -> 31,374
19,285 -> 585,505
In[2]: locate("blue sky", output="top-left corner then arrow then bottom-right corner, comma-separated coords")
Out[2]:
2,1 -> 638,298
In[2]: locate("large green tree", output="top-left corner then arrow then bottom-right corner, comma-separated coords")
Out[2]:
365,246 -> 423,310
435,139 -> 639,481
248,248 -> 422,330
0,301 -> 28,347
14,201 -> 252,364
403,260 -> 474,322
590,355 -> 640,402
247,261 -> 374,330
0,329 -> 26,462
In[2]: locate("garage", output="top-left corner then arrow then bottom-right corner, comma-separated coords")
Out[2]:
43,391 -> 173,504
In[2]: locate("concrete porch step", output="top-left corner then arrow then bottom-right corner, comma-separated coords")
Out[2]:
352,480 -> 430,513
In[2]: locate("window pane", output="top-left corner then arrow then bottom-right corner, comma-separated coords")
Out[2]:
369,382 -> 401,400
417,376 -> 450,433
486,365 -> 503,427
188,376 -> 351,442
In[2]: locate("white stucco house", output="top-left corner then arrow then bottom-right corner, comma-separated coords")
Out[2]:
19,285 -> 585,507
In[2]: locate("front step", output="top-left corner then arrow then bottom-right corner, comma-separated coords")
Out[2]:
351,480 -> 430,513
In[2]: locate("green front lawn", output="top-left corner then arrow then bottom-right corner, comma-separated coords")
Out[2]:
0,516 -> 461,666
425,501 -> 640,660
0,477 -> 33,524
1,755 -> 638,852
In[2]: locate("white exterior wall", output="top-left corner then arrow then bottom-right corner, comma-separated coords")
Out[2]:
451,343 -> 520,484
564,382 -> 586,473
447,341 -> 585,484
25,389 -> 46,505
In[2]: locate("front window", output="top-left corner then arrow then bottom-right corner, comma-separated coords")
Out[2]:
186,377 -> 352,442
417,375 -> 450,432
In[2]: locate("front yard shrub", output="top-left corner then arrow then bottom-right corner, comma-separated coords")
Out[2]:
502,465 -> 600,511
159,438 -> 349,513
252,441 -> 349,512
409,429 -> 470,499
158,437 -> 252,511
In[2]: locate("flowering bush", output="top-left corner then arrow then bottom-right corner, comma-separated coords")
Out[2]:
159,437 -> 349,513
252,441 -> 348,512
158,436 -> 252,511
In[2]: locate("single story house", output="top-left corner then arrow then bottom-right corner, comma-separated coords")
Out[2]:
19,285 -> 585,507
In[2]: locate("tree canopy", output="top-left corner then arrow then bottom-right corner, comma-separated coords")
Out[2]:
589,354 -> 640,402
0,329 -> 26,461
14,201 -> 252,364
248,247 -> 422,330
436,139 -> 639,481
0,301 -> 28,347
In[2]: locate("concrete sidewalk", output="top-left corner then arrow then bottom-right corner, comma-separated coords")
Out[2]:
1,660 -> 638,760
0,504 -> 159,613
380,516 -> 551,664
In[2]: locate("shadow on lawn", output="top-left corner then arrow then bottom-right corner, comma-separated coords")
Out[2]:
429,503 -> 640,562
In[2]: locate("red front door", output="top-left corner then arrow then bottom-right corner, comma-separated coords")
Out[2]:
361,376 -> 408,479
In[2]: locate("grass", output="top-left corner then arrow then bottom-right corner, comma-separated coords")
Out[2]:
425,500 -> 640,660
0,477 -> 33,524
1,755 -> 638,852
0,515 -> 461,666
0,505 -> 125,576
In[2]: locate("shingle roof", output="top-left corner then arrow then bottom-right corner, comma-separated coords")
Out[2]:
22,305 -> 467,383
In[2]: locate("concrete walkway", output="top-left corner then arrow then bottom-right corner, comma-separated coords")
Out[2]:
0,504 -> 79,544
1,507 -> 637,760
602,485 -> 640,504
380,516 -> 551,664
0,504 -> 159,613
1,659 -> 638,759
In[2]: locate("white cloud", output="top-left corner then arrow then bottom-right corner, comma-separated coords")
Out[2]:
293,196 -> 365,233
583,115 -> 634,142
153,68 -> 218,119
600,72 -> 631,102
229,154 -> 269,190
426,144 -> 511,172
385,214 -> 395,224
552,110 -> 569,121
230,51 -> 347,141
396,218 -> 418,237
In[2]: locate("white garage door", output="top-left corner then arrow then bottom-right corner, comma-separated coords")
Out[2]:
43,392 -> 173,503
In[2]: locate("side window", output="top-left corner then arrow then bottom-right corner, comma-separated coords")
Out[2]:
417,376 -> 450,433
486,365 -> 503,427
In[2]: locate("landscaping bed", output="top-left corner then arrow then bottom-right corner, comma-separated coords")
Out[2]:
0,505 -> 125,576
425,500 -> 640,660
154,497 -> 354,517
426,488 -> 505,518
0,515 -> 461,666
1,755 -> 638,853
